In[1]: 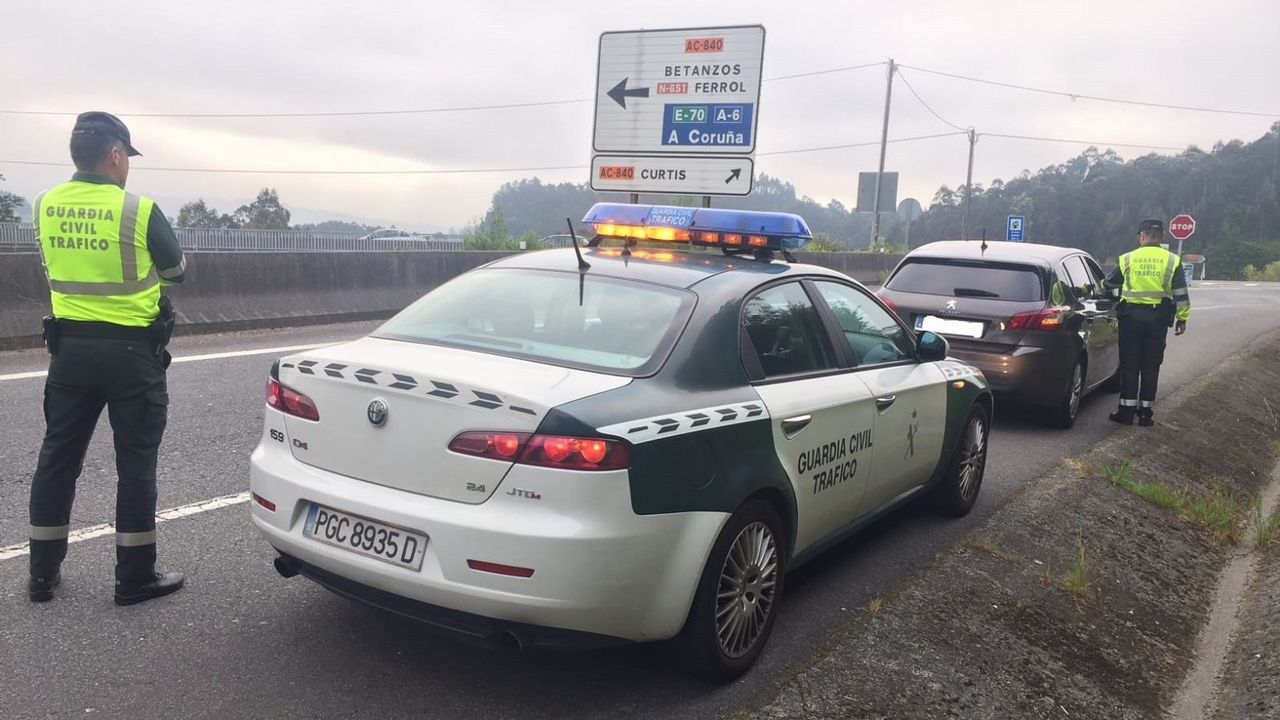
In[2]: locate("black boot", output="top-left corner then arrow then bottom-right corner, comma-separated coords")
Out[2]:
1137,414 -> 1155,427
1108,409 -> 1135,425
28,572 -> 62,603
114,572 -> 185,606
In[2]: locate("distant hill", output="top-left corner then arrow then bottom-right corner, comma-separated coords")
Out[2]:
482,122 -> 1280,279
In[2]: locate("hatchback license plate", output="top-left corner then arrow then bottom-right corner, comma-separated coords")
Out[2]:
303,503 -> 427,571
916,315 -> 985,339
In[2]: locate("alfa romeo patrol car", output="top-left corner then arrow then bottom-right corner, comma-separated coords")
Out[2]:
249,204 -> 992,680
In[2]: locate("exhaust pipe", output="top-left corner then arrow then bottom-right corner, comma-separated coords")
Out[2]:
273,554 -> 301,579
496,629 -> 525,652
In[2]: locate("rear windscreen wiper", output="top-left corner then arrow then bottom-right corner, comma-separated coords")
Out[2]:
953,287 -> 1001,298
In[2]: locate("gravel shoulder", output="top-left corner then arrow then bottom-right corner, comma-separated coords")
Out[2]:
739,331 -> 1280,720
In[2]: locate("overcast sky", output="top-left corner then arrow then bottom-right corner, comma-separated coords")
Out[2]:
2,1 -> 1277,231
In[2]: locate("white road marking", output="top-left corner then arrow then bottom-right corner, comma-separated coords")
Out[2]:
0,343 -> 331,383
0,492 -> 250,561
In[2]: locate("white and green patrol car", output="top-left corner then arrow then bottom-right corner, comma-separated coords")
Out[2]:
249,204 -> 992,680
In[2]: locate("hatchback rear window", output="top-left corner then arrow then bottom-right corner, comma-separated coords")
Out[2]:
886,260 -> 1045,302
373,268 -> 694,376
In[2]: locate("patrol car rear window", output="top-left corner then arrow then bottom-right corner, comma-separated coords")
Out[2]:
886,260 -> 1045,302
373,269 -> 694,376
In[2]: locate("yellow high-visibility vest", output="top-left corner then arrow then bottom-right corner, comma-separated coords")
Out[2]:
1120,245 -> 1177,307
34,181 -> 160,327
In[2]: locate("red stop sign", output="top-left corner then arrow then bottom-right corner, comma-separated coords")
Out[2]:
1169,214 -> 1196,241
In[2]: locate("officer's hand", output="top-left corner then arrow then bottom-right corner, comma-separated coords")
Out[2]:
1175,320 -> 1187,336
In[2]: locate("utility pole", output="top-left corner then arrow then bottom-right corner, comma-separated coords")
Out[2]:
961,127 -> 978,240
870,58 -> 895,250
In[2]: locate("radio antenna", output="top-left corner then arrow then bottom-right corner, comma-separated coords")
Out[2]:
566,218 -> 590,271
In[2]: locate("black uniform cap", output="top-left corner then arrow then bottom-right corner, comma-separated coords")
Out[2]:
71,111 -> 141,157
1138,219 -> 1164,234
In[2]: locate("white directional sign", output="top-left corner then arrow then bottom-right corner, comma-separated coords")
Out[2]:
591,25 -> 765,197
591,155 -> 754,196
593,25 -> 764,154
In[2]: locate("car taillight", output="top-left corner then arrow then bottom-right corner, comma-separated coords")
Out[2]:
875,291 -> 901,318
1008,307 -> 1067,331
448,432 -> 630,471
449,432 -> 531,461
266,378 -> 320,421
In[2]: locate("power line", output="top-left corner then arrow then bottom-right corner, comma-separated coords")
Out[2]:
982,132 -> 1188,152
0,132 -> 963,176
898,63 -> 1280,119
895,68 -> 969,132
0,62 -> 886,119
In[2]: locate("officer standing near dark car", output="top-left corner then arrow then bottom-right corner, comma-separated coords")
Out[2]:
27,112 -> 187,605
1104,219 -> 1191,427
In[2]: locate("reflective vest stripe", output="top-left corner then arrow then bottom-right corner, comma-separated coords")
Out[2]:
32,191 -> 51,285
45,193 -> 158,296
158,256 -> 186,280
1122,254 -> 1132,293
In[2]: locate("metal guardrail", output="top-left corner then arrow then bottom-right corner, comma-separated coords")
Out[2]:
0,223 -> 573,253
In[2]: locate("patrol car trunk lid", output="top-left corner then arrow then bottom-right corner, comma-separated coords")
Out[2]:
276,336 -> 630,503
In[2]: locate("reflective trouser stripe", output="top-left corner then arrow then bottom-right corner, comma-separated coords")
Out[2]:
1119,399 -> 1138,407
1139,400 -> 1155,408
30,524 -> 71,541
116,530 -> 157,547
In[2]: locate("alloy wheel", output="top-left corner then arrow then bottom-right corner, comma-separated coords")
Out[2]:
715,521 -> 779,658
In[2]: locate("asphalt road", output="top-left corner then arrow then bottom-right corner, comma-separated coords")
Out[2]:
1,281 -> 1277,720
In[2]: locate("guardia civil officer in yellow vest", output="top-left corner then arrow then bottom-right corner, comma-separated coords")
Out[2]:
27,112 -> 187,605
1103,219 -> 1191,427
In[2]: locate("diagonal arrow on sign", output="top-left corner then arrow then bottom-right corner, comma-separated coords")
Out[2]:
724,168 -> 742,184
606,78 -> 650,109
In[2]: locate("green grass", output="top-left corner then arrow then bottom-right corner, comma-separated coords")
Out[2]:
1184,488 -> 1243,545
1251,499 -> 1280,549
1101,462 -> 1186,512
1060,539 -> 1096,600
1100,462 -> 1245,544
1271,438 -> 1280,458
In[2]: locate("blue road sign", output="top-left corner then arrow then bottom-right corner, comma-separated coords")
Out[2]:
1007,215 -> 1025,242
661,103 -> 754,149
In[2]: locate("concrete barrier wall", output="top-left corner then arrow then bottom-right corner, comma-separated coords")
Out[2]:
0,250 -> 903,349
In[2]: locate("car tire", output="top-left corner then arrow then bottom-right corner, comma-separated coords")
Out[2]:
1049,359 -> 1084,429
680,499 -> 786,683
931,403 -> 989,517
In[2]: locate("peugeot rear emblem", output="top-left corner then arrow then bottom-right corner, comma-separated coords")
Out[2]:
367,398 -> 389,428
944,299 -> 958,313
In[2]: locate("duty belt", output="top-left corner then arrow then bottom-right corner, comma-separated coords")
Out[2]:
56,320 -> 155,342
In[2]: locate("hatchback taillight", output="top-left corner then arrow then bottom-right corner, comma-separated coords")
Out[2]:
266,378 -> 320,421
449,432 -> 630,471
1008,307 -> 1067,331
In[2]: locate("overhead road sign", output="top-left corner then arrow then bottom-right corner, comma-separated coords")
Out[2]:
1007,215 -> 1025,242
593,25 -> 765,156
591,155 -> 754,196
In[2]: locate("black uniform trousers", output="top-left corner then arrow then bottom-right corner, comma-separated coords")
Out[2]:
1116,303 -> 1169,419
29,334 -> 168,583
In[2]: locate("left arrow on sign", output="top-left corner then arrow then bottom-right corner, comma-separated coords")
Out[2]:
607,78 -> 650,109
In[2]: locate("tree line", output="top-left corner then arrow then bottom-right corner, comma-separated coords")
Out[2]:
479,123 -> 1280,279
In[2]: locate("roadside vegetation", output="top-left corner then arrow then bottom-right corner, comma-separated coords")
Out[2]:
1250,499 -> 1280,550
1101,462 -> 1244,545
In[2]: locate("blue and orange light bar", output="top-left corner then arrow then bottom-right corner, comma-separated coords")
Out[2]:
581,203 -> 813,252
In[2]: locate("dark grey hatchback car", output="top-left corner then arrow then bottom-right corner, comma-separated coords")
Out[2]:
876,241 -> 1120,428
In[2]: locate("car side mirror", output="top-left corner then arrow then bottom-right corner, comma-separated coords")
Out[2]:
917,331 -> 949,362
